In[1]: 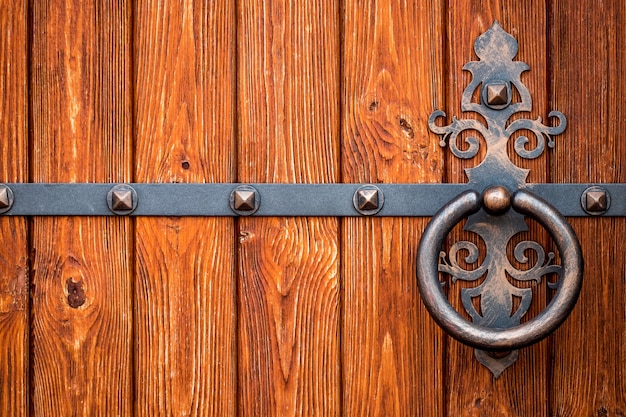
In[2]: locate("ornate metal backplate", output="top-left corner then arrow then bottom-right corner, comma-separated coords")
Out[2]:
428,22 -> 568,376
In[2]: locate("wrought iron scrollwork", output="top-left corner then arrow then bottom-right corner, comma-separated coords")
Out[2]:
439,233 -> 562,329
428,21 -> 567,189
419,21 -> 582,378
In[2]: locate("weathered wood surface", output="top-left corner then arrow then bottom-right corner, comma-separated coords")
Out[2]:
551,1 -> 626,415
237,1 -> 341,415
0,1 -> 28,415
445,2 -> 551,416
30,1 -> 133,415
134,1 -> 236,415
0,1 -> 624,416
342,1 -> 445,416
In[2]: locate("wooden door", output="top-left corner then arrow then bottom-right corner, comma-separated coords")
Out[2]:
0,1 -> 624,416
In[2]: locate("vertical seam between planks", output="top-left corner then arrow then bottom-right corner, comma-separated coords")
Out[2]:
441,1 -> 450,416
337,0 -> 346,416
129,0 -> 136,186
442,0 -> 450,186
129,0 -> 137,414
26,0 -> 34,415
545,0 -> 554,186
338,0 -> 345,415
26,0 -> 34,185
545,1 -> 554,415
233,0 -> 240,185
338,0 -> 344,186
27,221 -> 34,417
233,1 -> 241,415
233,217 -> 240,417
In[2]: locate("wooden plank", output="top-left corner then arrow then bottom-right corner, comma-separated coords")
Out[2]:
341,1 -> 444,416
550,1 -> 626,415
445,3 -> 551,415
133,1 -> 236,415
0,1 -> 28,415
30,1 -> 133,415
237,1 -> 340,415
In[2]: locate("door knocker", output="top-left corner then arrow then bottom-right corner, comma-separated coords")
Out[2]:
418,21 -> 582,377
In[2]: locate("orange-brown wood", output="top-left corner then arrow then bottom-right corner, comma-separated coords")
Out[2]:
3,2 -> 625,415
341,1 -> 445,416
445,3 -> 551,415
237,1 -> 341,415
30,1 -> 133,415
133,1 -> 236,415
551,1 -> 626,415
0,1 -> 28,415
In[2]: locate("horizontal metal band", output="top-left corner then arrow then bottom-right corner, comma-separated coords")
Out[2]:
1,183 -> 625,217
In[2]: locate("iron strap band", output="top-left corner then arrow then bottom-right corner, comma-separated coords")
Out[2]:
1,183 -> 624,217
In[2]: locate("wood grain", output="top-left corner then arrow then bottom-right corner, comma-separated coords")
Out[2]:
551,1 -> 626,415
445,3 -> 551,416
17,2 -> 626,414
0,1 -> 28,415
30,1 -> 133,415
133,1 -> 236,415
237,1 -> 340,415
341,1 -> 444,416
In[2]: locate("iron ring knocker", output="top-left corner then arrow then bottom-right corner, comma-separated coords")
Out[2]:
421,22 -> 582,376
417,187 -> 583,352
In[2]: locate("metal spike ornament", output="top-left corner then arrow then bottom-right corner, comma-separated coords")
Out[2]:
428,22 -> 567,377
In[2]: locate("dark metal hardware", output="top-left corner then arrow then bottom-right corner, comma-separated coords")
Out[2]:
1,182 -> 625,217
417,188 -> 583,377
0,184 -> 14,214
421,21 -> 582,377
0,182 -> 625,217
482,185 -> 511,215
107,184 -> 137,215
581,186 -> 610,215
230,185 -> 260,216
353,184 -> 384,215
484,81 -> 510,108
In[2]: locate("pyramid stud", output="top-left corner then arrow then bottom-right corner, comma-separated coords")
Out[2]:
581,186 -> 610,215
0,187 -> 9,208
230,185 -> 260,215
353,185 -> 384,215
0,184 -> 14,213
234,190 -> 256,211
485,83 -> 509,107
112,190 -> 133,211
357,189 -> 379,211
107,184 -> 137,215
586,191 -> 607,212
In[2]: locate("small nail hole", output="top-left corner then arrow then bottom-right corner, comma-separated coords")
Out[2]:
182,161 -> 190,170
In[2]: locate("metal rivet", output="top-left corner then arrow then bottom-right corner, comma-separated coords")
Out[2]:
234,191 -> 255,211
483,185 -> 511,215
112,190 -> 133,211
357,189 -> 379,210
483,81 -> 510,109
107,184 -> 137,215
0,187 -> 10,208
0,184 -> 14,214
353,184 -> 384,215
586,192 -> 607,211
581,186 -> 610,215
230,185 -> 259,216
487,84 -> 508,105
